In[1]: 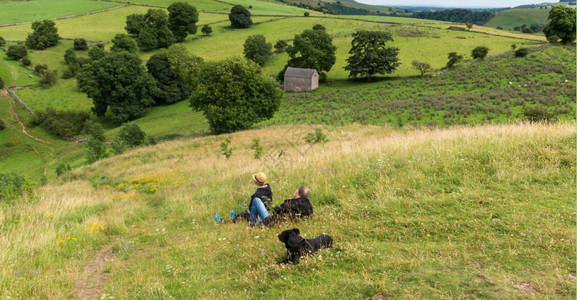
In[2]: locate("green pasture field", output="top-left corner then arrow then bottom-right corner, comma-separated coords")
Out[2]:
0,51 -> 38,87
484,8 -> 550,31
321,15 -> 442,23
110,0 -> 235,11
0,94 -> 64,179
0,6 -> 151,41
209,0 -> 310,15
0,0 -> 122,25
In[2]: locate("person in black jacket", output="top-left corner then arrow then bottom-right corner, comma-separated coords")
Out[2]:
214,172 -> 273,225
273,186 -> 313,221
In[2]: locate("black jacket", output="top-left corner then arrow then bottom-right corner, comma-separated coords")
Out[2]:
274,197 -> 313,218
250,184 -> 273,211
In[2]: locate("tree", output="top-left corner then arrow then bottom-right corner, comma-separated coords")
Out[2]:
110,33 -> 138,53
39,69 -> 58,85
190,57 -> 282,134
201,24 -> 212,36
125,14 -> 146,36
165,44 -> 204,83
229,5 -> 252,28
446,52 -> 463,68
274,40 -> 288,53
7,45 -> 27,60
471,46 -> 489,59
25,20 -> 60,50
285,29 -> 336,81
74,38 -> 88,50
465,22 -> 473,30
88,44 -> 106,60
344,30 -> 400,81
146,52 -> 192,104
64,49 -> 79,66
116,123 -> 147,148
313,24 -> 326,31
168,2 -> 199,42
543,5 -> 576,44
77,52 -> 160,124
134,9 -> 176,51
411,60 -> 431,78
243,34 -> 272,67
0,36 -> 6,48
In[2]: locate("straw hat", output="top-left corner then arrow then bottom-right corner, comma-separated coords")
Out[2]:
252,172 -> 267,185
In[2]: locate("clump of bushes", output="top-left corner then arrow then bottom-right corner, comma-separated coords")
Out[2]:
0,172 -> 34,201
30,108 -> 90,138
305,128 -> 328,144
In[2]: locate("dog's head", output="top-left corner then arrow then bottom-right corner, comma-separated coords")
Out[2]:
278,228 -> 306,252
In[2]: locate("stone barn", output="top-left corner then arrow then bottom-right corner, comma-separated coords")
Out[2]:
283,67 -> 319,92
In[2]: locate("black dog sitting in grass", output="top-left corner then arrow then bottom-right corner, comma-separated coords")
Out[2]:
277,228 -> 333,264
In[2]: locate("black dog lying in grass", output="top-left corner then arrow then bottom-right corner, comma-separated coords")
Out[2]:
277,228 -> 333,264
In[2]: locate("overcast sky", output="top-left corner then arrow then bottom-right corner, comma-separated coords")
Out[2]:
354,0 -> 551,8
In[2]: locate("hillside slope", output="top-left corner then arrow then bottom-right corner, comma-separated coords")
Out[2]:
1,122 -> 574,298
484,8 -> 550,31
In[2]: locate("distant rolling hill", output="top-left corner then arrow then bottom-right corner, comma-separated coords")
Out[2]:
484,7 -> 550,31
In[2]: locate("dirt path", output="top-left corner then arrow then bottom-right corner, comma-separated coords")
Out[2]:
5,92 -> 49,144
75,246 -> 114,300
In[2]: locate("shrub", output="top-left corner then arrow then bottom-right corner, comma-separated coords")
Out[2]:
21,56 -> 31,66
74,38 -> 88,51
220,137 -> 232,159
201,24 -> 212,36
7,45 -> 27,60
30,108 -> 90,138
0,172 -> 34,201
39,69 -> 58,85
0,119 -> 6,130
55,163 -> 72,177
250,138 -> 263,159
472,46 -> 489,60
0,36 -> 5,47
86,137 -> 108,163
515,48 -> 529,58
524,105 -> 556,122
274,40 -> 288,53
116,123 -> 146,148
0,77 -> 4,89
305,128 -> 328,144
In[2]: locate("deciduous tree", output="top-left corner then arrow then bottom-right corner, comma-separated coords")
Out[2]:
411,60 -> 431,78
344,30 -> 400,81
471,46 -> 489,59
110,33 -> 138,53
190,57 -> 282,134
229,5 -> 252,28
446,52 -> 463,68
285,29 -> 336,81
25,20 -> 60,50
201,24 -> 212,36
168,2 -> 199,42
77,52 -> 160,124
243,34 -> 272,66
7,45 -> 27,60
146,52 -> 192,104
165,44 -> 204,83
543,5 -> 576,44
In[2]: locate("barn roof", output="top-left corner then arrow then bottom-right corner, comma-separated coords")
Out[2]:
284,67 -> 317,78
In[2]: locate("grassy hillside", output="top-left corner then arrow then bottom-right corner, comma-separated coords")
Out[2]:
0,122 -> 574,298
484,8 -> 550,31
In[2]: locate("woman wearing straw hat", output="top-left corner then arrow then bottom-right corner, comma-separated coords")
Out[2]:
214,172 -> 273,226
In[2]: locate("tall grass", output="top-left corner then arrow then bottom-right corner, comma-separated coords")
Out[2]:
1,122 -> 574,298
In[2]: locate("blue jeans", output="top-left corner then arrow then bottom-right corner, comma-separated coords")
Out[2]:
250,197 -> 270,224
